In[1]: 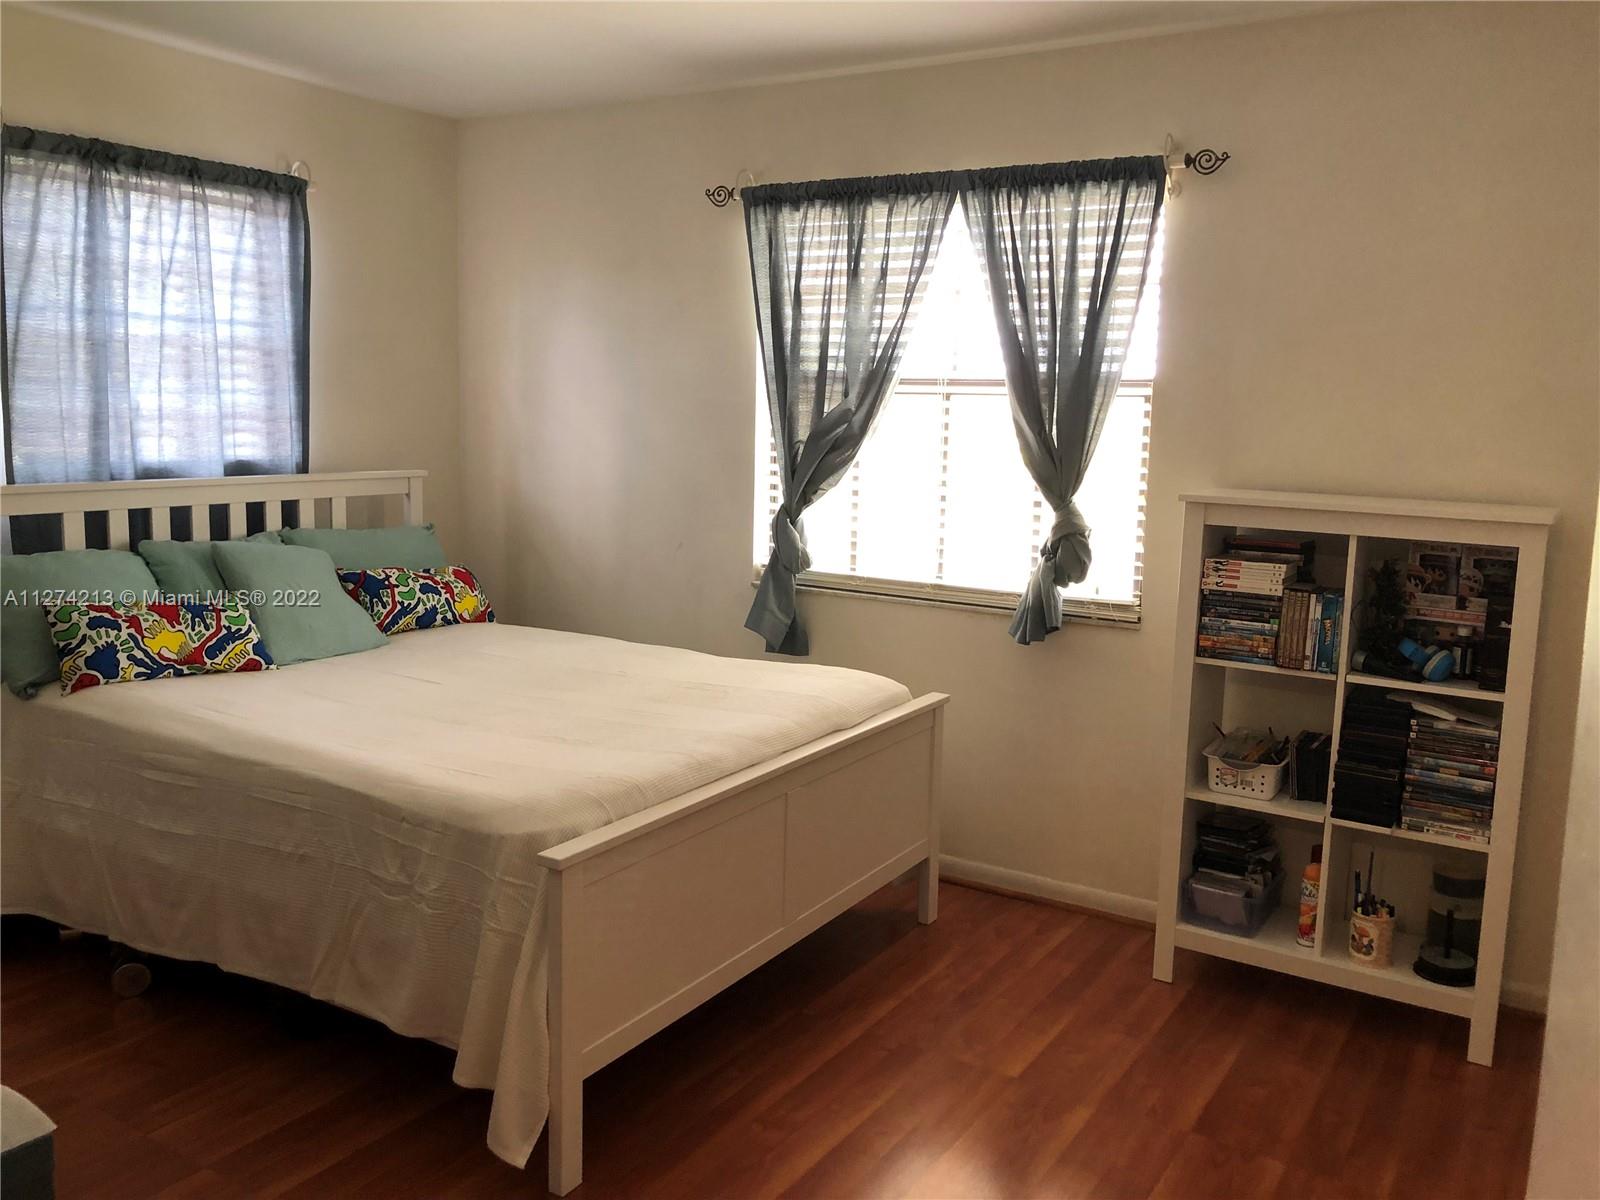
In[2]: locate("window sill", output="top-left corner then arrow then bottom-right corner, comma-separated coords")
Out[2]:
750,568 -> 1141,628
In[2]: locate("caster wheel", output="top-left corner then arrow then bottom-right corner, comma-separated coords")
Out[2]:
112,961 -> 152,998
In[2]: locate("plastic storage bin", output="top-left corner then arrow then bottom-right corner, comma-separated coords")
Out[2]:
1203,737 -> 1288,800
1183,867 -> 1284,937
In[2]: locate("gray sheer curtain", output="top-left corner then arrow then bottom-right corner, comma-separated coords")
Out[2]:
745,175 -> 956,655
2,126 -> 310,492
961,158 -> 1165,644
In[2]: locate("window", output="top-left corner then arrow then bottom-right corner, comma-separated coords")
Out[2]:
753,207 -> 1162,622
2,128 -> 308,487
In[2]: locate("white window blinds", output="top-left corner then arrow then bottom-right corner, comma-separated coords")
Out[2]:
754,208 -> 1161,617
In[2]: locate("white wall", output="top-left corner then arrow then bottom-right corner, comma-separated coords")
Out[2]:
1527,501 -> 1600,1198
0,7 -> 463,540
459,2 -> 1600,1001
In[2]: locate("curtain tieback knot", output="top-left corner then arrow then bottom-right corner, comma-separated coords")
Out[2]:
771,510 -> 811,574
1044,501 -> 1090,552
1039,500 -> 1092,586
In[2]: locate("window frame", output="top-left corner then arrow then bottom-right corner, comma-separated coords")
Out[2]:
1,127 -> 310,487
753,377 -> 1152,628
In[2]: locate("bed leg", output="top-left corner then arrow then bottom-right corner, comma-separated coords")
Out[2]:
918,708 -> 943,926
548,1069 -> 582,1196
547,868 -> 582,1195
917,855 -> 939,925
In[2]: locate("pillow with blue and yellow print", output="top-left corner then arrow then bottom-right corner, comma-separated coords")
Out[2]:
336,565 -> 495,635
47,598 -> 275,694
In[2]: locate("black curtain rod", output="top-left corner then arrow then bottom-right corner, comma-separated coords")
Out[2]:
705,143 -> 1231,208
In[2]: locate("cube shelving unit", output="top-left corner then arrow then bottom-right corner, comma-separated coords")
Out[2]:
1153,490 -> 1553,1065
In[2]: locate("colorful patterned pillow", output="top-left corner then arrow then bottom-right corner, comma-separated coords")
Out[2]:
46,599 -> 275,694
336,565 -> 495,635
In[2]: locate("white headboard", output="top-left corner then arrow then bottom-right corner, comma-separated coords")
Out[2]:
0,470 -> 426,552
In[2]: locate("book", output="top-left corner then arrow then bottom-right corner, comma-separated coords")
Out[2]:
1404,769 -> 1495,797
1313,591 -> 1344,674
1201,639 -> 1279,655
1407,737 -> 1501,757
1407,754 -> 1496,779
1403,793 -> 1492,818
1196,577 -> 1284,663
1206,557 -> 1289,575
1202,578 -> 1287,597
1278,586 -> 1312,669
1303,590 -> 1321,669
1409,715 -> 1500,738
1205,620 -> 1281,636
1399,819 -> 1490,845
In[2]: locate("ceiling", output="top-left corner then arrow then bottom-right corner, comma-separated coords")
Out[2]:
27,1 -> 1337,119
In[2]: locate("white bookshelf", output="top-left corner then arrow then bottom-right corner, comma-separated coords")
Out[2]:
1153,491 -> 1553,1066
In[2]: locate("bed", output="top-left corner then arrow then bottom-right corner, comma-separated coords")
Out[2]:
0,470 -> 947,1195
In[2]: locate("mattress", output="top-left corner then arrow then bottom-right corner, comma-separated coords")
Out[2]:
0,622 -> 910,1166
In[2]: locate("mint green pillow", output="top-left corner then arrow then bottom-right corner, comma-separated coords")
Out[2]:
138,531 -> 282,596
279,524 -> 446,571
1,550 -> 160,695
211,541 -> 385,667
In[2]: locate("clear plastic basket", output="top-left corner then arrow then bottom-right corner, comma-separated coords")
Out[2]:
1183,867 -> 1284,937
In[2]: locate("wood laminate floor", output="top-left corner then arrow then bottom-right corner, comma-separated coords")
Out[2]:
0,881 -> 1542,1199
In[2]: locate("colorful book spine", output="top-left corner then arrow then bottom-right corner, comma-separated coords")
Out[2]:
1407,755 -> 1496,779
1302,591 -> 1318,669
1409,717 -> 1500,741
1404,769 -> 1495,797
1399,819 -> 1490,844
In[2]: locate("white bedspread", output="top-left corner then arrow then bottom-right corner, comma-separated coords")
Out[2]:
0,622 -> 910,1166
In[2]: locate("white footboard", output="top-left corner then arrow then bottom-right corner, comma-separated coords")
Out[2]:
536,694 -> 947,1195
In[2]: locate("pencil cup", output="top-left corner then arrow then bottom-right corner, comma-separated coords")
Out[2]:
1348,910 -> 1395,969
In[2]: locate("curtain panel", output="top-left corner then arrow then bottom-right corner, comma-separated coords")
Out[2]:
741,157 -> 1165,651
960,157 -> 1165,643
1,125 -> 311,494
744,173 -> 957,655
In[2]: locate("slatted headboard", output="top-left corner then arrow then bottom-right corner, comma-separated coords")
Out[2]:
0,470 -> 426,552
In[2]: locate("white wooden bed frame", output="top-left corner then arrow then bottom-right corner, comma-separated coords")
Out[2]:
0,469 -> 947,1195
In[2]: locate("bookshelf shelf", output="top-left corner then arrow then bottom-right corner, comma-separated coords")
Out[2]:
1344,670 -> 1506,703
1155,491 -> 1549,1067
1193,656 -> 1337,682
1173,908 -> 1475,1018
1185,786 -> 1327,825
1328,815 -> 1491,854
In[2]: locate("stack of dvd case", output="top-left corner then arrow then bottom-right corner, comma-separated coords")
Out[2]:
1401,715 -> 1499,844
1196,537 -> 1316,666
1332,691 -> 1412,827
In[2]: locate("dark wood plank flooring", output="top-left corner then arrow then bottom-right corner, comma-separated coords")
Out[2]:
0,881 -> 1542,1198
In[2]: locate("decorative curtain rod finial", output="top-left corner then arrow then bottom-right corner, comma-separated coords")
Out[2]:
1183,148 -> 1230,175
706,169 -> 757,208
1162,134 -> 1229,198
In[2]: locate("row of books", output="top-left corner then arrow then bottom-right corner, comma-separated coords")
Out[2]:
1196,586 -> 1282,664
1195,537 -> 1346,672
1400,714 -> 1500,845
1275,586 -> 1344,673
